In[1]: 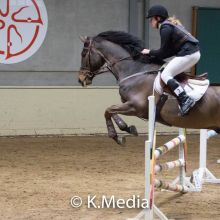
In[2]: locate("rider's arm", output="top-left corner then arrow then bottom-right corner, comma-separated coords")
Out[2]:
149,25 -> 173,59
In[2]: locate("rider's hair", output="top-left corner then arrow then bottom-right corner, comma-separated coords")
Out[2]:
167,16 -> 182,25
156,16 -> 165,23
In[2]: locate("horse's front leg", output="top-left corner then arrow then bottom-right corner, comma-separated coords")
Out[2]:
104,101 -> 137,145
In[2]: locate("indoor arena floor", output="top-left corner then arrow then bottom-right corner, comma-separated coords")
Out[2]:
0,134 -> 219,220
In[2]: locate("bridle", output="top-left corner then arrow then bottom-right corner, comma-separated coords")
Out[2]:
80,38 -> 132,81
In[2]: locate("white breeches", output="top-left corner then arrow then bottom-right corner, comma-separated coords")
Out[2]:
161,51 -> 201,84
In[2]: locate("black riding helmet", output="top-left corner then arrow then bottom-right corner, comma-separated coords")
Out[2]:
146,5 -> 169,19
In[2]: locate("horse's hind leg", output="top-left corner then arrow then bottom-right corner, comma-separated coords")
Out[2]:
105,115 -> 126,145
112,114 -> 138,136
105,101 -> 137,145
105,118 -> 123,145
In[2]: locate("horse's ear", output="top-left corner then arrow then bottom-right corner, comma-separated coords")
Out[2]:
79,35 -> 87,43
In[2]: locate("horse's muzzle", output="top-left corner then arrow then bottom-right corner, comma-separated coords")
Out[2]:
78,70 -> 92,87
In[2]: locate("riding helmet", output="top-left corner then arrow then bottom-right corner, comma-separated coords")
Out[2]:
146,5 -> 169,19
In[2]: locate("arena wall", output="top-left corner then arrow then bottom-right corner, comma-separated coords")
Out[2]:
0,0 -> 220,136
0,87 -> 186,136
149,0 -> 220,48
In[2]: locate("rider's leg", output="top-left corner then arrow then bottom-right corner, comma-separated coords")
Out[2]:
167,78 -> 195,115
161,51 -> 201,115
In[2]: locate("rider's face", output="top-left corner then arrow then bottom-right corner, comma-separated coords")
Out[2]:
149,17 -> 158,28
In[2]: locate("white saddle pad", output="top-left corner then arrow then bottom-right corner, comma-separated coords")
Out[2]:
154,73 -> 209,101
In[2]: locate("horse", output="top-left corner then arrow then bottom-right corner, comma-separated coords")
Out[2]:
78,31 -> 220,145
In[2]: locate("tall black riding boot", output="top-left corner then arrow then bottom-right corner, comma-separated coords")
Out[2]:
167,79 -> 195,116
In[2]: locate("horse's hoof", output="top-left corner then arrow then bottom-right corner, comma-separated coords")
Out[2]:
129,125 -> 138,136
117,136 -> 126,146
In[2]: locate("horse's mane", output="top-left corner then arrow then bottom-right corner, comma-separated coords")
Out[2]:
94,31 -> 164,65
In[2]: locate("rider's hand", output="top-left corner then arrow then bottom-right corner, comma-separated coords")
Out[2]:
141,49 -> 150,54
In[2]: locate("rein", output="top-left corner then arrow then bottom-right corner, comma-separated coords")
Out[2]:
81,38 -> 132,81
81,38 -> 159,84
119,70 -> 158,85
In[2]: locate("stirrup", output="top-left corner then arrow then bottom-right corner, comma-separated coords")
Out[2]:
179,98 -> 196,116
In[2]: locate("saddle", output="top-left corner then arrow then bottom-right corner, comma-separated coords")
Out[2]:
154,72 -> 210,101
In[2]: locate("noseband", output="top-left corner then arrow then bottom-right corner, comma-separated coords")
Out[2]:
80,38 -> 132,81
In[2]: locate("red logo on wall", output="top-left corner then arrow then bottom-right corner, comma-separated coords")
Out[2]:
0,0 -> 48,64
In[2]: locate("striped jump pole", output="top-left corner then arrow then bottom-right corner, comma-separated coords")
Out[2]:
155,159 -> 185,174
155,179 -> 189,193
154,135 -> 185,159
153,128 -> 197,192
170,128 -> 198,192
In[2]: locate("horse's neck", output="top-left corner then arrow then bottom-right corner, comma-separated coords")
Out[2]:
97,41 -> 148,81
117,61 -> 148,81
99,41 -> 162,82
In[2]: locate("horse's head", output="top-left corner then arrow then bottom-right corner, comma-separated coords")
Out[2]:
78,31 -> 164,87
78,36 -> 106,87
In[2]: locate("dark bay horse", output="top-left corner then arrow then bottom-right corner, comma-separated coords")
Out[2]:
78,31 -> 220,145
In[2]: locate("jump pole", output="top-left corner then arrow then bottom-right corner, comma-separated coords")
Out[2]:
171,128 -> 198,191
146,96 -> 168,220
195,129 -> 220,185
127,95 -> 168,220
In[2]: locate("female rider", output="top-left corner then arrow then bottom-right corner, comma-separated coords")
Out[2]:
142,5 -> 201,116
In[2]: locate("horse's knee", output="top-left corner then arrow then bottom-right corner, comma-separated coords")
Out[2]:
104,105 -> 117,117
104,108 -> 111,118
